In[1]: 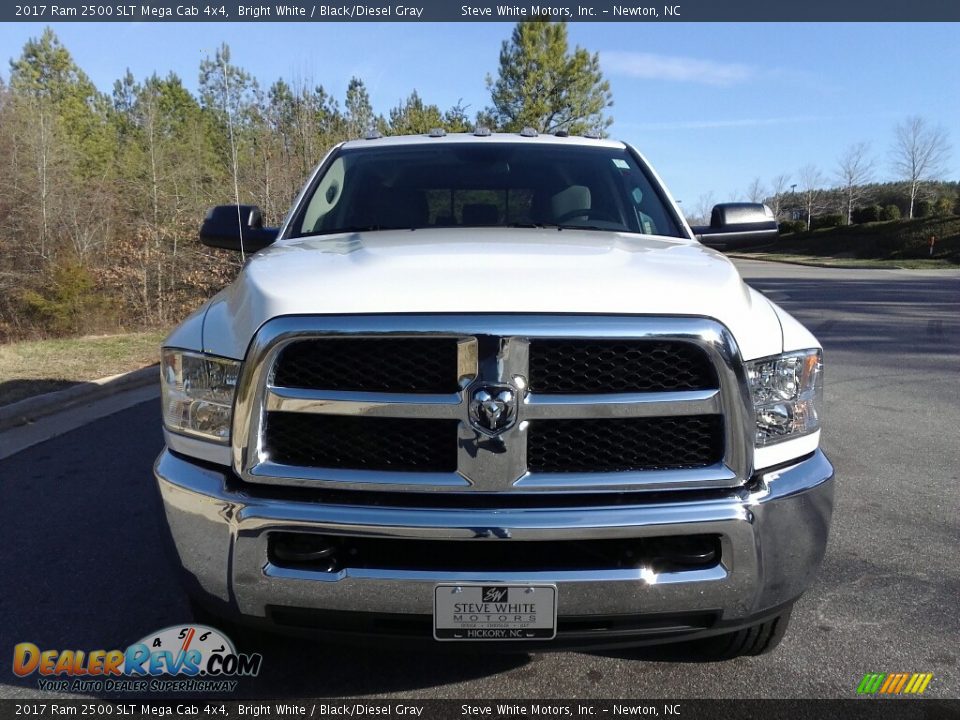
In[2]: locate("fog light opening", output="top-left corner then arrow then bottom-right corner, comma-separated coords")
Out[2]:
645,536 -> 719,570
271,533 -> 339,572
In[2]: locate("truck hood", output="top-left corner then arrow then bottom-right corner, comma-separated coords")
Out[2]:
199,228 -> 783,360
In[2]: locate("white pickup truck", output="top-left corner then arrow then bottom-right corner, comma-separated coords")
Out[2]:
155,131 -> 833,657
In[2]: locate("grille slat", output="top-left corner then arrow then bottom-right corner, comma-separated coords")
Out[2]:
528,416 -> 724,473
264,412 -> 458,472
529,340 -> 717,394
273,338 -> 459,393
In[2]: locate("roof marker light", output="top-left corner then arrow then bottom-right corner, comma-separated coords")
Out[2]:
520,127 -> 539,137
473,126 -> 492,137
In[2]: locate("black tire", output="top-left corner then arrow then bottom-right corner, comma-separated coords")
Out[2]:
697,604 -> 793,660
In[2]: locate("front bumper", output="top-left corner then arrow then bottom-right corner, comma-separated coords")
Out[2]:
154,449 -> 834,646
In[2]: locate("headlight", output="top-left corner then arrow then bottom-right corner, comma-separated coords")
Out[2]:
161,349 -> 241,443
746,349 -> 822,446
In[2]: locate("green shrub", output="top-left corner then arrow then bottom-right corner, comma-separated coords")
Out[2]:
778,220 -> 806,235
19,261 -> 115,336
935,197 -> 955,216
852,205 -> 882,224
811,214 -> 844,230
915,199 -> 933,218
755,215 -> 960,264
881,204 -> 902,221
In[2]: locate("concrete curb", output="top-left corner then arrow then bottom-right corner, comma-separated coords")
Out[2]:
0,364 -> 159,433
728,254 -> 911,270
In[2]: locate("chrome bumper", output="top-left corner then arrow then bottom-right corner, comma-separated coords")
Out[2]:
154,449 -> 833,637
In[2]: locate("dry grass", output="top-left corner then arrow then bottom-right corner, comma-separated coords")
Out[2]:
0,331 -> 165,406
729,252 -> 959,270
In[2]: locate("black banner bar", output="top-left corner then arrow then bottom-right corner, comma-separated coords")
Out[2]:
1,700 -> 959,720
3,0 -> 960,22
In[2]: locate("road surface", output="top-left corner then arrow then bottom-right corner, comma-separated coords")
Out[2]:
1,260 -> 957,699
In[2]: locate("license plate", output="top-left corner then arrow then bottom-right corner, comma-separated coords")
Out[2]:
433,584 -> 557,641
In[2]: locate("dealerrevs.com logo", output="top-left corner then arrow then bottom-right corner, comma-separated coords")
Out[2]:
12,624 -> 262,693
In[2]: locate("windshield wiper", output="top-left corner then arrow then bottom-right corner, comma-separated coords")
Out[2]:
299,225 -> 428,237
505,222 -> 611,231
539,223 -> 619,232
295,226 -> 380,237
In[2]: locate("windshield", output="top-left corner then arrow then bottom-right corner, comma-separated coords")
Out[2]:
292,142 -> 685,239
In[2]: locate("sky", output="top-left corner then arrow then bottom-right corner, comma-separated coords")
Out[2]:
1,21 -> 958,208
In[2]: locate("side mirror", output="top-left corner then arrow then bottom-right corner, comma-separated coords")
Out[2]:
692,203 -> 778,249
199,205 -> 279,252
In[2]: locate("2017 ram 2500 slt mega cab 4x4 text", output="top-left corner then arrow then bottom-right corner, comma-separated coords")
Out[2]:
155,131 -> 833,656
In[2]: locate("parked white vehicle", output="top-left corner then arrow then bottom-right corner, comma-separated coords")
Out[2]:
155,131 -> 833,656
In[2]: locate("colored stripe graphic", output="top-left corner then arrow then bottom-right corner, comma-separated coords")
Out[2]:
879,674 -> 897,693
858,673 -> 933,695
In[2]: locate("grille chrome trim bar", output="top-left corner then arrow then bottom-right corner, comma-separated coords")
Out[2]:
264,387 -> 464,418
232,315 -> 753,493
515,463 -> 737,490
524,389 -> 721,419
264,387 -> 720,420
249,462 -> 470,488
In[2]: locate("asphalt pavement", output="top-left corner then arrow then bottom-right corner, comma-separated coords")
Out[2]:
1,259 -> 957,700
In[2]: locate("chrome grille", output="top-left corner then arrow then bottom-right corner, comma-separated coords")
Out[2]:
234,316 -> 751,493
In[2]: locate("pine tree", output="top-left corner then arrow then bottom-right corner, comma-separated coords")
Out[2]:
484,20 -> 612,135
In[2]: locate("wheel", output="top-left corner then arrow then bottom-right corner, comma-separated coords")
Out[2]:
696,604 -> 793,659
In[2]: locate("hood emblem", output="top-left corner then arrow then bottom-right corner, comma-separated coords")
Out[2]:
469,384 -> 518,436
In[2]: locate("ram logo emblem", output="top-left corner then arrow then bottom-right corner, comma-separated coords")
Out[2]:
469,385 -> 517,436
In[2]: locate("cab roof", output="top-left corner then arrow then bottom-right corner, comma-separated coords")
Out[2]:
339,131 -> 626,151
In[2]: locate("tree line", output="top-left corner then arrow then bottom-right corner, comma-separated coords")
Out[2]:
0,22 -> 611,341
691,118 -> 955,231
1,23 -> 953,343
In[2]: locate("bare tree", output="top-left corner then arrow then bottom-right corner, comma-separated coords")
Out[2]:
691,191 -> 716,226
798,165 -> 825,230
768,173 -> 791,220
836,142 -> 874,225
891,117 -> 952,219
746,177 -> 766,204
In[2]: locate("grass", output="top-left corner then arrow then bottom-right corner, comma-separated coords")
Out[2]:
731,216 -> 960,268
0,331 -> 165,407
729,252 -> 959,270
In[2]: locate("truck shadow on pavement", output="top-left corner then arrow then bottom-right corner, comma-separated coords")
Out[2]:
0,400 -> 713,699
0,401 -> 541,697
